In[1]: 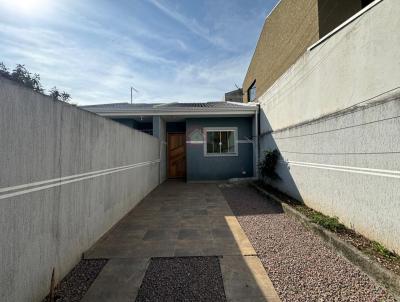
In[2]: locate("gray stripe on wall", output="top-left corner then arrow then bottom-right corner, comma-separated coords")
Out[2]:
282,160 -> 400,179
0,159 -> 160,200
186,140 -> 253,144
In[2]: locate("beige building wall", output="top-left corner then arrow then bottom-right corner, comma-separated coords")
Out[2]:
242,0 -> 365,103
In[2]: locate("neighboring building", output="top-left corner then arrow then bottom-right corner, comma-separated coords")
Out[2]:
242,0 -> 375,103
224,89 -> 243,103
81,102 -> 258,182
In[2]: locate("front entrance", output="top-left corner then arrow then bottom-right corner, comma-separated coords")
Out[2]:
167,133 -> 186,178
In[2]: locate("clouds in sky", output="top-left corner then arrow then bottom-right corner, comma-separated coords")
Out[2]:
0,0 -> 277,105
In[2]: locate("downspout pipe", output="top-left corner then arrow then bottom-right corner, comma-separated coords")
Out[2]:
255,104 -> 260,178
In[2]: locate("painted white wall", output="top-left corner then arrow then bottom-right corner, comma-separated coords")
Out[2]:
258,0 -> 400,253
259,0 -> 400,132
0,77 -> 160,302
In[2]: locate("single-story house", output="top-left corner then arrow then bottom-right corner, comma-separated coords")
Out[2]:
81,102 -> 258,182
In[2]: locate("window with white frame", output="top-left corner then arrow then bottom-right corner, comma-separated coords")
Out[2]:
204,128 -> 238,156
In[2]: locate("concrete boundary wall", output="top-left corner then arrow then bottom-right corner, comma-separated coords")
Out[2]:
258,0 -> 400,253
153,116 -> 167,182
0,77 -> 160,301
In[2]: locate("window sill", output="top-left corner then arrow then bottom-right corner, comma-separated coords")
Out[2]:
204,153 -> 239,157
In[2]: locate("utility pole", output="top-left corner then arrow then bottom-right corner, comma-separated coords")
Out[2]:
131,86 -> 139,104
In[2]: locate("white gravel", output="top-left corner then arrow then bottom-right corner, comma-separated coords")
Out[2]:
220,184 -> 396,302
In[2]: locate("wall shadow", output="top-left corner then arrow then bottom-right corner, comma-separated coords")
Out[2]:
258,109 -> 304,203
220,184 -> 284,216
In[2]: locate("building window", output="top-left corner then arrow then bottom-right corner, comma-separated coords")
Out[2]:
248,81 -> 256,102
204,128 -> 238,156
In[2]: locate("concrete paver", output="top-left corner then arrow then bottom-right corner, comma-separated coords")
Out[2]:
83,181 -> 280,301
82,258 -> 149,302
220,256 -> 281,302
84,181 -> 255,259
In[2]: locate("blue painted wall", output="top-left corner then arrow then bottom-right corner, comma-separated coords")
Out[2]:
186,117 -> 253,181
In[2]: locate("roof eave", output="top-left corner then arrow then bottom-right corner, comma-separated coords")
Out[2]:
86,108 -> 257,117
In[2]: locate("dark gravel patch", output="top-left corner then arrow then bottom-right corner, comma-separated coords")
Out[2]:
135,256 -> 227,302
220,184 -> 396,302
42,259 -> 108,302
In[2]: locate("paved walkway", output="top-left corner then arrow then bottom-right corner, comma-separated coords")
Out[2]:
82,181 -> 280,301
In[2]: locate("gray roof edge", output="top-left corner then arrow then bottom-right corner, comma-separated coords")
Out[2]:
81,101 -> 257,108
83,107 -> 257,114
81,102 -> 258,114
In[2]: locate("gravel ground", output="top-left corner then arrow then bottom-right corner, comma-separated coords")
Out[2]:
135,257 -> 227,302
220,184 -> 397,302
295,203 -> 400,276
42,259 -> 108,302
258,181 -> 400,276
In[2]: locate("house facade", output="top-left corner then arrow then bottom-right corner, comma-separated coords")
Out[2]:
82,102 -> 258,182
81,0 -> 399,254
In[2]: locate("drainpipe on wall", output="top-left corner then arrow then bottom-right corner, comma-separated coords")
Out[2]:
254,104 -> 260,178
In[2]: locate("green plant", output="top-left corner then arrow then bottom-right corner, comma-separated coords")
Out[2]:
0,62 -> 71,102
310,212 -> 345,232
0,62 -> 10,79
258,149 -> 280,179
49,86 -> 71,102
371,241 -> 399,259
14,64 -> 43,93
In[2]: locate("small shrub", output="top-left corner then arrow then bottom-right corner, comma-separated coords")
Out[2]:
310,212 -> 345,232
258,149 -> 280,179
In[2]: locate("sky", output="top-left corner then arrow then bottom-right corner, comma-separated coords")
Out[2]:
0,0 -> 278,105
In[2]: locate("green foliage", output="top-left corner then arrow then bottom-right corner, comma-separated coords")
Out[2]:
310,212 -> 345,232
0,62 -> 10,78
371,241 -> 399,259
0,62 -> 71,102
7,64 -> 44,93
49,86 -> 71,102
258,149 -> 280,179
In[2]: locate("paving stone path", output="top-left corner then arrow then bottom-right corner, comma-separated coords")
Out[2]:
82,181 -> 280,302
49,181 -> 396,301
